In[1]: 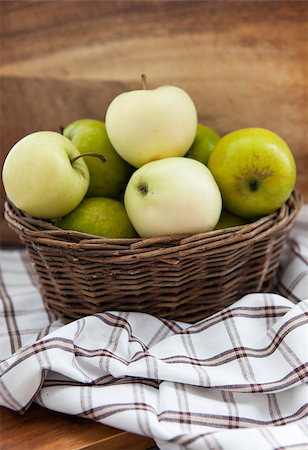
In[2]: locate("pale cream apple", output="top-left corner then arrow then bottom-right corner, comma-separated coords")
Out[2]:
124,157 -> 222,238
105,80 -> 198,168
2,131 -> 90,219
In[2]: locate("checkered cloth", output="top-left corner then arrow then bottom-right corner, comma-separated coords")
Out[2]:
1,207 -> 307,450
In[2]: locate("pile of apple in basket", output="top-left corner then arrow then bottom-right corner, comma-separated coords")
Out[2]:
3,75 -> 296,238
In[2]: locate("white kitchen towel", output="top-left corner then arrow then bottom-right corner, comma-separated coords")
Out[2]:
0,206 -> 307,450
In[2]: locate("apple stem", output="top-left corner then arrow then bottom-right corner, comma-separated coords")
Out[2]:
70,153 -> 107,165
141,73 -> 147,90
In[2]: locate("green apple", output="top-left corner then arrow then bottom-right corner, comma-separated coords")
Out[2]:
63,119 -> 132,198
2,131 -> 89,219
55,197 -> 138,238
215,210 -> 247,230
105,82 -> 198,168
208,128 -> 296,218
124,157 -> 222,238
186,124 -> 220,165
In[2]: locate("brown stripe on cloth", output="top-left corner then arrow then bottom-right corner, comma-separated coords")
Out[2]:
0,337 -> 131,375
142,315 -> 305,366
80,385 -> 95,421
126,308 -> 301,371
174,382 -> 192,433
43,377 -> 159,389
170,432 -> 223,450
132,382 -> 153,437
267,305 -> 307,372
72,319 -> 93,383
98,312 -> 129,374
180,332 -> 211,387
276,281 -> 302,304
215,364 -> 308,393
148,321 -> 179,347
178,305 -> 290,336
143,313 -> 306,367
159,317 -> 184,334
0,264 -> 22,354
265,294 -> 287,427
81,403 -> 307,427
96,312 -> 148,351
224,301 -> 261,385
221,391 -> 240,429
36,323 -> 54,340
267,393 -> 286,426
158,405 -> 308,428
81,401 -> 157,423
1,340 -> 306,394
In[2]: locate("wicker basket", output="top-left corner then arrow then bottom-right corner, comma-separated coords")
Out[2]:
4,191 -> 302,323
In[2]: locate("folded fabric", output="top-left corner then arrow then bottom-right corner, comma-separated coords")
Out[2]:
0,206 -> 307,450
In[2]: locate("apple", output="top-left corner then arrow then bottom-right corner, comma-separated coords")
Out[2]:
215,209 -> 247,230
55,197 -> 138,238
63,119 -> 132,198
2,131 -> 89,219
105,79 -> 198,168
124,157 -> 222,238
186,124 -> 220,166
208,128 -> 296,218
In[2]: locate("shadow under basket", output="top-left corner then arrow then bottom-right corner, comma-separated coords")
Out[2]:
4,191 -> 303,324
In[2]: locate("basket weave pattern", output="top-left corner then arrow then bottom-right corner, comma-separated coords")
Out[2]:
4,191 -> 302,323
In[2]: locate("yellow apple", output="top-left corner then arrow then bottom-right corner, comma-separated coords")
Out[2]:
208,128 -> 296,218
105,83 -> 197,168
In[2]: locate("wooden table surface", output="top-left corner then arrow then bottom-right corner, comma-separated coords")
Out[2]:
0,404 -> 155,450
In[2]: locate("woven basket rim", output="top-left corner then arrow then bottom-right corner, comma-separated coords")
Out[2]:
4,191 -> 303,254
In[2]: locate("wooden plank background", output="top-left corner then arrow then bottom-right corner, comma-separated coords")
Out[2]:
1,0 -> 307,244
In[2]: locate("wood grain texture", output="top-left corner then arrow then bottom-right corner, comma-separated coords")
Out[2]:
0,405 -> 154,450
1,0 -> 307,244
